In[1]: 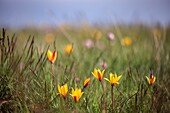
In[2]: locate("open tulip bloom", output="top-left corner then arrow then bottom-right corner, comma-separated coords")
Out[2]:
70,88 -> 84,102
47,50 -> 57,64
58,84 -> 68,99
92,68 -> 105,81
104,73 -> 122,86
145,75 -> 156,85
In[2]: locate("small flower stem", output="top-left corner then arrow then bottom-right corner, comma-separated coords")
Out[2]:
100,81 -> 105,92
100,81 -> 106,112
63,97 -> 68,110
144,85 -> 150,97
52,63 -> 54,76
52,63 -> 56,83
111,86 -> 114,113
82,86 -> 86,92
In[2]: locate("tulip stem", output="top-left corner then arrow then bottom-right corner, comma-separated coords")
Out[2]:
100,81 -> 106,112
100,81 -> 104,92
111,86 -> 114,113
144,86 -> 150,97
52,63 -> 55,82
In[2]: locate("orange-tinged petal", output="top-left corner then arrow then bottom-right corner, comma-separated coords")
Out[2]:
52,50 -> 57,63
74,96 -> 78,102
146,75 -> 156,85
153,76 -> 156,83
92,68 -> 104,81
151,75 -> 156,85
70,88 -> 84,102
97,71 -> 102,81
47,50 -> 57,63
84,78 -> 90,88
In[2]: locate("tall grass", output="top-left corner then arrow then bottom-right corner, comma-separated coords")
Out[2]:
0,25 -> 170,113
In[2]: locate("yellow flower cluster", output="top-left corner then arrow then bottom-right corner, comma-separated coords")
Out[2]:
57,77 -> 90,102
92,68 -> 122,86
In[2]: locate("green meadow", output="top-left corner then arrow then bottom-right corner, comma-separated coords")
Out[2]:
0,24 -> 170,113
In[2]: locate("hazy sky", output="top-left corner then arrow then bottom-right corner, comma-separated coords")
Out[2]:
0,0 -> 170,27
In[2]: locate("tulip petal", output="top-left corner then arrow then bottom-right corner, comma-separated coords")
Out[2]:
145,76 -> 151,84
52,50 -> 57,63
117,75 -> 122,81
104,78 -> 110,82
47,50 -> 52,61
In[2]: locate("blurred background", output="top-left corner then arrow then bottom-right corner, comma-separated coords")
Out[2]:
0,0 -> 170,28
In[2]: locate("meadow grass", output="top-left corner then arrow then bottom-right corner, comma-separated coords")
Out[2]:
0,24 -> 170,113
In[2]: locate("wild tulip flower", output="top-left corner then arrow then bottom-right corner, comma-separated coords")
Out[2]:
47,50 -> 57,64
121,37 -> 132,46
64,44 -> 73,55
105,73 -> 122,113
70,88 -> 84,102
58,84 -> 68,99
92,68 -> 105,81
145,75 -> 156,85
83,78 -> 90,88
104,73 -> 122,86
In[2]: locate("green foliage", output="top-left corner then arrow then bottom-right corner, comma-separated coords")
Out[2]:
0,25 -> 170,113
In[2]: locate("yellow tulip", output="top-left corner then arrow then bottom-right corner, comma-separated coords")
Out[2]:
104,73 -> 122,86
92,68 -> 105,81
145,75 -> 156,85
121,37 -> 132,46
64,44 -> 73,55
47,50 -> 57,64
83,78 -> 90,88
58,84 -> 68,99
70,88 -> 84,102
